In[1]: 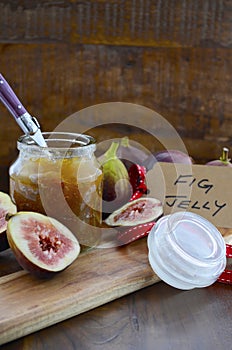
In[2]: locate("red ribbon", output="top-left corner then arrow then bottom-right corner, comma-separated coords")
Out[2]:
217,244 -> 232,285
117,222 -> 155,245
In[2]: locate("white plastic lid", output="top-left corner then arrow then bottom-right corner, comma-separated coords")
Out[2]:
147,211 -> 226,290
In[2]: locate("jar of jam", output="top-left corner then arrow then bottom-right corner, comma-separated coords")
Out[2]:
9,132 -> 103,247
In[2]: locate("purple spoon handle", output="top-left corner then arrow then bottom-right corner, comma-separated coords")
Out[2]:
0,73 -> 27,119
0,73 -> 47,147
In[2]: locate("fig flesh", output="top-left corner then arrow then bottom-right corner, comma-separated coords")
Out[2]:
206,147 -> 232,167
6,212 -> 80,278
105,197 -> 163,226
0,191 -> 17,252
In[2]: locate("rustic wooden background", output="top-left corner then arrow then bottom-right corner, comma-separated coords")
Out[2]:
0,0 -> 231,177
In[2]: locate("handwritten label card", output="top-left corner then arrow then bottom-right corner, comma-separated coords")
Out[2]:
147,162 -> 232,228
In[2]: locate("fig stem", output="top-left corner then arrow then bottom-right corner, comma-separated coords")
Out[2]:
220,147 -> 231,163
120,136 -> 130,148
5,213 -> 16,221
104,142 -> 119,160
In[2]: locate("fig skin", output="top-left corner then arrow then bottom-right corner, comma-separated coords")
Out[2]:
7,232 -> 56,278
206,147 -> 232,167
117,137 -> 150,170
99,142 -> 132,217
0,191 -> 17,252
143,149 -> 193,170
105,197 -> 163,226
6,212 -> 80,278
154,149 -> 193,164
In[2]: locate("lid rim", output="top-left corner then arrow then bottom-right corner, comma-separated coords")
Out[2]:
154,212 -> 226,265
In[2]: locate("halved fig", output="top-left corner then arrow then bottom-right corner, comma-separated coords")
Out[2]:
105,197 -> 163,226
6,212 -> 80,278
0,191 -> 17,252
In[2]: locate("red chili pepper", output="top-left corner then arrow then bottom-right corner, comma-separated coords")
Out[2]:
217,244 -> 232,285
128,164 -> 148,201
116,164 -> 152,244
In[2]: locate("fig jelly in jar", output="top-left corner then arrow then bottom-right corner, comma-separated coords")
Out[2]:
9,132 -> 103,247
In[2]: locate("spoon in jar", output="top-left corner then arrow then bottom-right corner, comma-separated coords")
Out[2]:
0,73 -> 47,147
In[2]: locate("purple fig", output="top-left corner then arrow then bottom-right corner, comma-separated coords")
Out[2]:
117,137 -> 150,170
143,149 -> 193,170
206,147 -> 232,167
154,149 -> 193,164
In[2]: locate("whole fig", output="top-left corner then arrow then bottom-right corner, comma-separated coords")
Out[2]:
206,147 -> 232,167
117,137 -> 150,170
143,149 -> 193,170
99,142 -> 132,217
154,149 -> 193,164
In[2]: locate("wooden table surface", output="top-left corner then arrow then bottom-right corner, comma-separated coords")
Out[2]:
0,164 -> 232,350
1,280 -> 232,350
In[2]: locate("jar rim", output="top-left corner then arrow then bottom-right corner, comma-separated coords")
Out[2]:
17,132 -> 96,157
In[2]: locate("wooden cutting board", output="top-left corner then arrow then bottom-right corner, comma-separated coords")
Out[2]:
0,228 -> 231,346
0,237 -> 159,345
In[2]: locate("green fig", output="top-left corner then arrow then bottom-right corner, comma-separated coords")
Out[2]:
99,142 -> 133,218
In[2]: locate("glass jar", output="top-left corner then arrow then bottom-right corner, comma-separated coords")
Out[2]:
9,132 -> 103,247
147,211 -> 226,290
